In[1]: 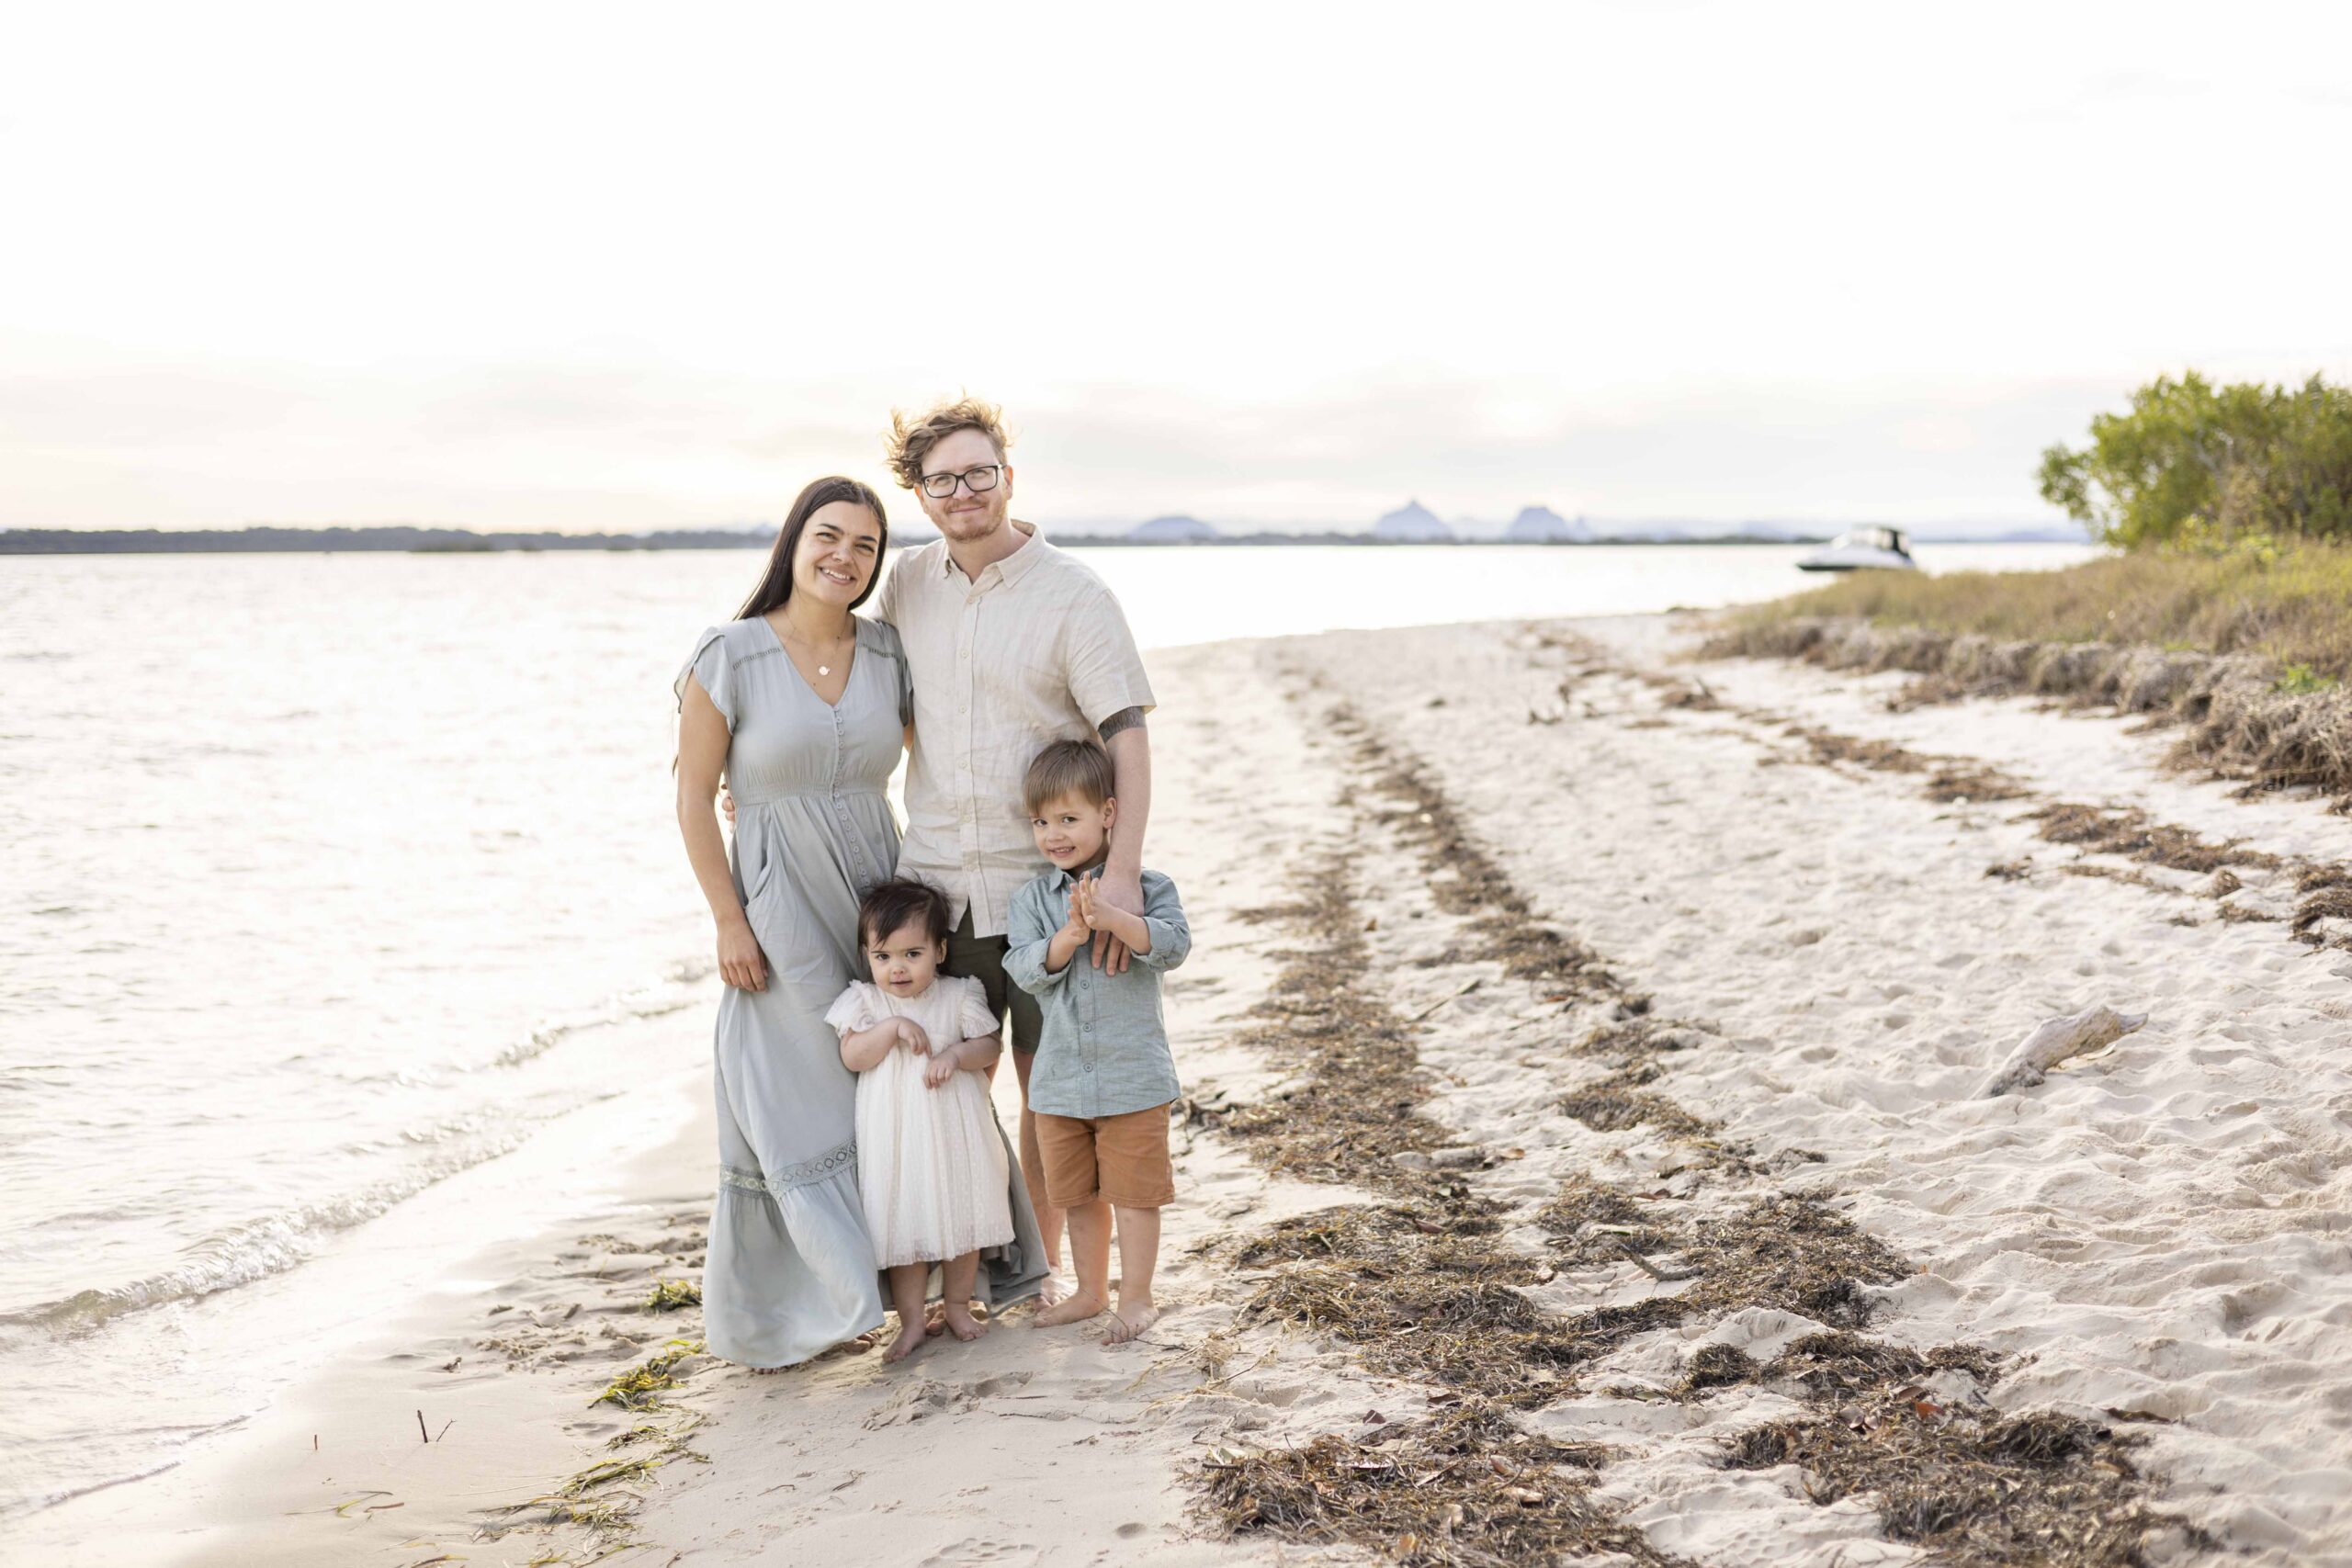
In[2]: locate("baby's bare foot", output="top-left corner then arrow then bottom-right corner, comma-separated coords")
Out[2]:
1102,1299 -> 1159,1345
1031,1290 -> 1106,1328
942,1303 -> 988,1342
884,1321 -> 929,1362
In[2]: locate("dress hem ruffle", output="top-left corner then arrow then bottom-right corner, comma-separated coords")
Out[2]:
703,1164 -> 888,1371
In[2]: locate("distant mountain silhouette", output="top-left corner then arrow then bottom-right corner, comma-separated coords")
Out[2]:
1126,514 -> 1221,542
1372,500 -> 1452,541
1501,505 -> 1592,543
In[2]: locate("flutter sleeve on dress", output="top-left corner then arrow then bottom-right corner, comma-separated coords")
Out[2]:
955,976 -> 1001,1043
823,981 -> 883,1037
676,626 -> 737,729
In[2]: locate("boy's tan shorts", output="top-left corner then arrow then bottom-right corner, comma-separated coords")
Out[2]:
1035,1104 -> 1175,1210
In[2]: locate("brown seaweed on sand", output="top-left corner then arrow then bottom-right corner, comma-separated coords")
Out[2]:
2030,803 -> 2279,875
2290,863 -> 2352,943
1539,1189 -> 1913,1334
1219,872 -> 1461,1201
1231,1202 -> 1684,1404
1724,1388 -> 2205,1568
1199,1402 -> 1681,1568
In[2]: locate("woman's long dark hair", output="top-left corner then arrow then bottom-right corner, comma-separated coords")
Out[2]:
734,476 -> 890,620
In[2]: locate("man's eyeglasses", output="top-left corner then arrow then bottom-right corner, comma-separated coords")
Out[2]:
920,464 -> 1006,500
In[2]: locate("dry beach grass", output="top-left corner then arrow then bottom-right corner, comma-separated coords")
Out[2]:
1720,545 -> 2352,681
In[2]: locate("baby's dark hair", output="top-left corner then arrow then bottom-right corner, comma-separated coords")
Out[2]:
1023,736 -> 1115,815
856,877 -> 953,953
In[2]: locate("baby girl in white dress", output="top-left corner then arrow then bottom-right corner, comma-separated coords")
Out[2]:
827,878 -> 1014,1361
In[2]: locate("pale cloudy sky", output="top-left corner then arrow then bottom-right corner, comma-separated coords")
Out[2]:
3,1 -> 2346,533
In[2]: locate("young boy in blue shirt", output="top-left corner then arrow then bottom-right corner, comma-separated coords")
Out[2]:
1003,738 -> 1190,1343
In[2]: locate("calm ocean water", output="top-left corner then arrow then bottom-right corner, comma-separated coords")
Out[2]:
0,539 -> 2092,1517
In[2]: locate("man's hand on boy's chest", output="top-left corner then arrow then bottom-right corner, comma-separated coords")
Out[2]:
1088,866 -> 1143,975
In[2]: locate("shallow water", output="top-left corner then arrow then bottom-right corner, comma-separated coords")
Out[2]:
0,538 -> 2091,1517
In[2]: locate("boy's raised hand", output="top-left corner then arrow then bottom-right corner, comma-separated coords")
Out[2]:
1061,874 -> 1095,938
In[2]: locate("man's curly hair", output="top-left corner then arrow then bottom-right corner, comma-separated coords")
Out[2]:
884,396 -> 1012,492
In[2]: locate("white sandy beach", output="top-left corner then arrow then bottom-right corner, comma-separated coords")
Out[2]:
32,611 -> 2352,1567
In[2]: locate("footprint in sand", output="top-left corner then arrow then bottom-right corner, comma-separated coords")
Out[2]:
864,1378 -> 977,1429
919,1540 -> 1040,1567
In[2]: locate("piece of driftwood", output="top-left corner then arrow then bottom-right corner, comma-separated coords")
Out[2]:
1978,1004 -> 2147,1097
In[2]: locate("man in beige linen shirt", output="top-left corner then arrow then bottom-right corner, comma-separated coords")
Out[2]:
873,396 -> 1156,1292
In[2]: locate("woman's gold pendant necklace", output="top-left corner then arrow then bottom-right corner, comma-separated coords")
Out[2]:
784,623 -> 845,678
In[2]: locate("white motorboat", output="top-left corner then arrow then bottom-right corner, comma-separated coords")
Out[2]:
1797,526 -> 1917,572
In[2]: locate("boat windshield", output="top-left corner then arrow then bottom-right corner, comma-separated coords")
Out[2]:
1835,527 -> 1899,551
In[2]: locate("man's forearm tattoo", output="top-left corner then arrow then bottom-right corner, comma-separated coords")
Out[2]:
1096,705 -> 1148,742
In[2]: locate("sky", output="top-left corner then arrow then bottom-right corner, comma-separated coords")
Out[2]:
3,1 -> 2348,535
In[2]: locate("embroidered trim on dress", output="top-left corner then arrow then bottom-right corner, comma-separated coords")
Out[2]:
719,1141 -> 857,1198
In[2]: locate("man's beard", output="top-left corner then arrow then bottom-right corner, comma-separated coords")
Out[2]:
935,492 -> 1009,541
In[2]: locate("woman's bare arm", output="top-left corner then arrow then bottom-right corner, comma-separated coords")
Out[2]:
677,676 -> 767,992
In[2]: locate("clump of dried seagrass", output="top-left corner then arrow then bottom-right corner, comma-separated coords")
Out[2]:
1212,869 -> 1464,1203
1770,721 -> 2032,804
1199,1400 -> 1680,1568
1230,1202 -> 1678,1405
2030,803 -> 2278,875
1724,1379 -> 2201,1568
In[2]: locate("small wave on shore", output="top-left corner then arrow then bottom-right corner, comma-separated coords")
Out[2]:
3,1128 -> 537,1341
0,952 -> 714,1524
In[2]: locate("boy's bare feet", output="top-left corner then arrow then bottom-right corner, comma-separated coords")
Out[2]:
884,1320 -> 929,1361
1102,1299 -> 1159,1345
1031,1289 -> 1106,1327
941,1302 -> 988,1341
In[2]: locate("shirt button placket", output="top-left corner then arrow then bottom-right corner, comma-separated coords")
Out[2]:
958,595 -> 979,919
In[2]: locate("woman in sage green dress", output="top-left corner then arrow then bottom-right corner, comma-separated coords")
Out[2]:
673,476 -> 1046,1369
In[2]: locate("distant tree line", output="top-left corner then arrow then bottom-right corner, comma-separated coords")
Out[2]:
2039,373 -> 2352,548
0,525 -> 768,556
2,525 -> 1829,556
